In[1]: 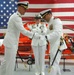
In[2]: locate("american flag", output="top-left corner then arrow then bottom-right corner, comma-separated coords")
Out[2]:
0,0 -> 19,28
0,0 -> 74,36
20,0 -> 74,36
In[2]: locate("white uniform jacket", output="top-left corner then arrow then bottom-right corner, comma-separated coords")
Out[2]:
3,11 -> 33,48
28,22 -> 47,46
47,16 -> 67,52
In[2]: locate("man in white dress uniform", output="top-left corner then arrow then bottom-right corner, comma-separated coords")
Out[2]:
0,1 -> 40,75
40,9 -> 67,75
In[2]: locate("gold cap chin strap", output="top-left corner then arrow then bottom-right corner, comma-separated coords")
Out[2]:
21,5 -> 28,9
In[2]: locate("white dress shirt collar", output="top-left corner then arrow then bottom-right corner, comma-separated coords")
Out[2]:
16,11 -> 22,18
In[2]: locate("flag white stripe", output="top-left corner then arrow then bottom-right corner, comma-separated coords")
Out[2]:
53,12 -> 74,16
22,21 -> 74,25
0,29 -> 7,33
24,12 -> 74,17
24,1 -> 74,35
63,29 -> 74,33
62,21 -> 74,25
29,3 -> 74,8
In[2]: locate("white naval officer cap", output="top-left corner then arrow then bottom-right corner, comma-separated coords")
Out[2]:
17,1 -> 29,9
34,14 -> 42,19
40,9 -> 52,18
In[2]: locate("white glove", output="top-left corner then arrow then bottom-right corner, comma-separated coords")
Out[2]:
33,33 -> 40,39
32,29 -> 38,32
27,24 -> 32,30
0,39 -> 3,46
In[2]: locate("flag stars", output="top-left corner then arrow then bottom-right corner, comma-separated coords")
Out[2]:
1,22 -> 3,24
0,0 -> 18,28
0,4 -> 3,7
1,10 -> 3,13
15,7 -> 17,10
3,7 -> 6,10
6,10 -> 9,13
4,25 -> 7,27
3,1 -> 6,4
1,16 -> 3,19
9,7 -> 12,10
12,10 -> 15,13
6,16 -> 9,19
6,4 -> 9,7
9,13 -> 12,16
12,4 -> 14,7
15,1 -> 17,4
4,13 -> 6,16
9,1 -> 11,4
4,19 -> 6,22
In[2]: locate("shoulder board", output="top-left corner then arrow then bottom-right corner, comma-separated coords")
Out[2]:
53,17 -> 58,20
17,13 -> 21,17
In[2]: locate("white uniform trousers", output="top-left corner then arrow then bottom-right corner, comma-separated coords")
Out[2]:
32,45 -> 46,74
0,46 -> 17,75
49,49 -> 62,75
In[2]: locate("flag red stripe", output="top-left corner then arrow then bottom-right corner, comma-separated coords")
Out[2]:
56,16 -> 74,21
20,0 -> 74,35
63,25 -> 74,29
22,16 -> 74,21
66,33 -> 74,36
27,8 -> 74,12
20,0 -> 74,4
